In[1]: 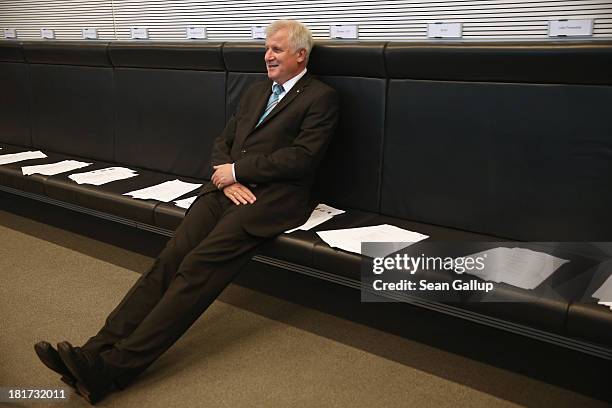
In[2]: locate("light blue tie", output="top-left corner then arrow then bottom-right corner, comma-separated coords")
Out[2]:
256,83 -> 284,127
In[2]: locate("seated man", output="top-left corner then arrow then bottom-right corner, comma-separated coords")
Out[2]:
34,19 -> 339,405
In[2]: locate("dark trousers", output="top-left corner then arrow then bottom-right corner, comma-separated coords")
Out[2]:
81,192 -> 264,387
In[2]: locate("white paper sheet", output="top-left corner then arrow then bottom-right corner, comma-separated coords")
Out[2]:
316,224 -> 429,256
285,204 -> 346,233
22,160 -> 92,176
174,196 -> 198,209
0,150 -> 47,165
460,247 -> 569,290
124,179 -> 202,202
598,301 -> 612,311
592,274 -> 612,303
69,167 -> 138,185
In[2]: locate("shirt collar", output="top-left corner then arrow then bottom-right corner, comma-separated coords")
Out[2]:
273,68 -> 307,94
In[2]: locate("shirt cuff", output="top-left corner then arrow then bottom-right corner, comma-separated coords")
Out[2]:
231,163 -> 237,182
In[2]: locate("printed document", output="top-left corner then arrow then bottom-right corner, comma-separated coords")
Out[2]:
599,301 -> 612,311
316,224 -> 429,256
593,274 -> 612,311
285,204 -> 345,233
461,247 -> 569,290
22,160 -> 92,176
174,196 -> 198,209
124,179 -> 202,202
0,150 -> 47,165
69,167 -> 138,185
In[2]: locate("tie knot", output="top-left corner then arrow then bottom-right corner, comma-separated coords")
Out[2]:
272,83 -> 284,96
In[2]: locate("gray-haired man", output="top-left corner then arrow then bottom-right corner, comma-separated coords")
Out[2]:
35,19 -> 339,404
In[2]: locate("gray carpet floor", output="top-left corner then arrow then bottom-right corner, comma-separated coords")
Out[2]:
0,194 -> 609,407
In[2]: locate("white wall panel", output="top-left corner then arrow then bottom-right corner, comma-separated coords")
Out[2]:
1,0 -> 611,41
0,1 -> 116,40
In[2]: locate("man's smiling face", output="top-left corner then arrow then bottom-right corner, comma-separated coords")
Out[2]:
264,28 -> 306,85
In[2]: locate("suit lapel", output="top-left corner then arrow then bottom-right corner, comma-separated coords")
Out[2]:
249,74 -> 310,134
253,73 -> 312,131
244,80 -> 273,135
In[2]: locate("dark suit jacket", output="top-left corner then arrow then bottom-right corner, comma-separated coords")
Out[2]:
199,73 -> 339,237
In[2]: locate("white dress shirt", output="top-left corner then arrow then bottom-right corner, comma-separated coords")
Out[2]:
275,67 -> 307,102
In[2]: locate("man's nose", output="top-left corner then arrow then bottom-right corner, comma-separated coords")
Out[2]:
264,50 -> 273,61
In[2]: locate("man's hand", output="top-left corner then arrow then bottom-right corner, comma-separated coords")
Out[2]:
212,163 -> 234,190
223,183 -> 256,205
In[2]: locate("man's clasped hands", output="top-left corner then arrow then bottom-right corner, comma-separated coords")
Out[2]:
211,163 -> 256,205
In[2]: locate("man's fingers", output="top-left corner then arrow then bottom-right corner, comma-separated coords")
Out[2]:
222,183 -> 256,205
239,187 -> 256,203
244,192 -> 256,203
214,176 -> 230,189
235,192 -> 248,205
226,190 -> 240,205
224,186 -> 256,205
230,189 -> 249,205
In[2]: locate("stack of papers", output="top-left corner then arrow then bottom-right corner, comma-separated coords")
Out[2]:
316,224 -> 429,256
124,179 -> 202,202
285,204 -> 345,233
592,274 -> 612,311
0,150 -> 47,165
22,160 -> 92,176
69,167 -> 138,185
460,247 -> 569,290
174,196 -> 198,209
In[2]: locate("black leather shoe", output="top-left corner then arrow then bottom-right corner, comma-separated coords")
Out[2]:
34,341 -> 79,391
57,341 -> 114,405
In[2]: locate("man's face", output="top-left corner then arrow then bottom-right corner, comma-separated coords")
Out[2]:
264,28 -> 306,85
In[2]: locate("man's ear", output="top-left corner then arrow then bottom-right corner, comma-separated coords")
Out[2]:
296,48 -> 307,63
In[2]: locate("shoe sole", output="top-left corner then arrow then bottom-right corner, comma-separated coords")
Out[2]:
75,382 -> 98,405
57,342 -> 101,405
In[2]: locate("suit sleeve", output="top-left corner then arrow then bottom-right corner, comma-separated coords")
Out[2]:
233,88 -> 339,183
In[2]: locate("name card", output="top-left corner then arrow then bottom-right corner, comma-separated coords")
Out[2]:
186,26 -> 206,39
41,28 -> 55,39
82,28 -> 98,40
4,28 -> 17,39
251,26 -> 266,40
330,24 -> 358,39
427,22 -> 462,38
130,27 -> 148,40
548,19 -> 593,37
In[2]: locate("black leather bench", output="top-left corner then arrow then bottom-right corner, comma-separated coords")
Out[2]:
1,39 -> 611,358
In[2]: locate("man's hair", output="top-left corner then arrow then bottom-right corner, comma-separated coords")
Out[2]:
266,20 -> 313,60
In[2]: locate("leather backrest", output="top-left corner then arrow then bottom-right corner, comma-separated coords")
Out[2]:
0,41 -> 25,62
24,41 -> 112,67
382,42 -> 612,240
385,42 -> 612,84
109,43 -> 226,178
0,42 -> 30,146
24,42 -> 114,160
311,43 -> 386,213
222,43 -> 267,121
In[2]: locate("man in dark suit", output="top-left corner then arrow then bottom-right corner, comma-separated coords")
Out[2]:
34,19 -> 339,404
